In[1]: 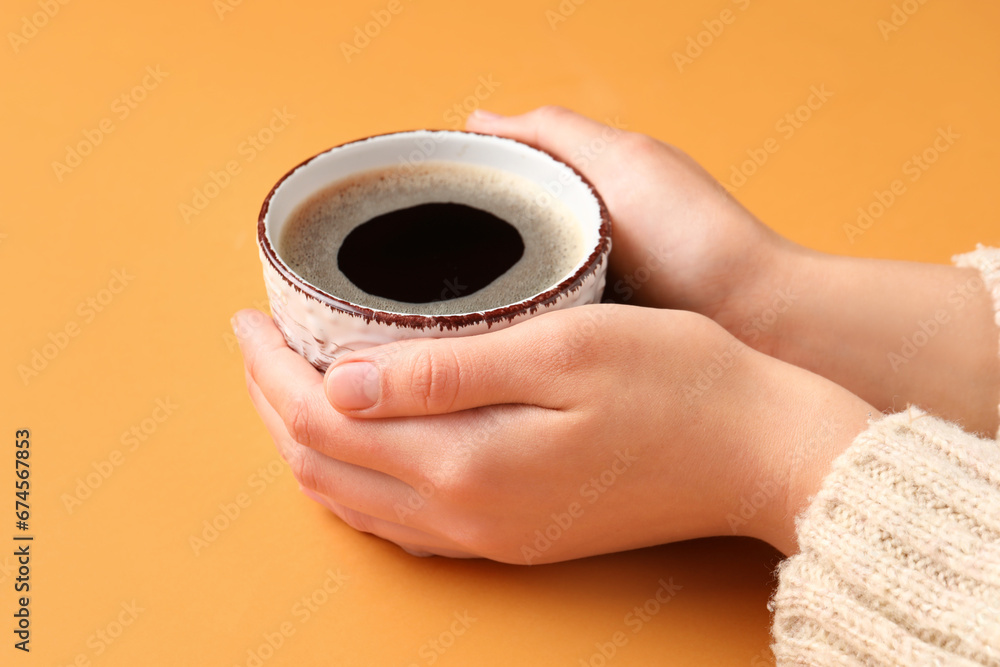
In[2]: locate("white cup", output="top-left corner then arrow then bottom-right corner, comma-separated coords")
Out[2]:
258,130 -> 611,371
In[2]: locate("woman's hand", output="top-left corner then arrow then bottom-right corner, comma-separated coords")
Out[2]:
235,304 -> 873,560
466,106 -> 793,339
468,107 -> 1000,435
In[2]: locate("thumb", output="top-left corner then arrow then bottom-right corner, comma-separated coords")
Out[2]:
466,106 -> 625,172
323,315 -> 571,418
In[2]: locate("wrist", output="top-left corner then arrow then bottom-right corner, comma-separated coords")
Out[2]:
735,351 -> 876,555
728,249 -> 1000,435
711,234 -> 818,360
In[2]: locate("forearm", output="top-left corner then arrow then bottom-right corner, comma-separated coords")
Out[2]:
750,247 -> 999,436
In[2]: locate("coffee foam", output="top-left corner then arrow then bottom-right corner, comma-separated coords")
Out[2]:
278,161 -> 587,315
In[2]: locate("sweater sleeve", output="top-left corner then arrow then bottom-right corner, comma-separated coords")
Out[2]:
955,245 -> 1000,435
771,247 -> 1000,666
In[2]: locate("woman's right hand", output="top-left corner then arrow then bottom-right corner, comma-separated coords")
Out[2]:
466,106 -> 795,349
468,107 -> 999,436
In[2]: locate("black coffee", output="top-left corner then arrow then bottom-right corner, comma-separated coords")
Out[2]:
279,161 -> 585,315
337,203 -> 525,304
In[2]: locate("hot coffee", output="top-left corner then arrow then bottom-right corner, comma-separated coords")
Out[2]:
279,161 -> 585,315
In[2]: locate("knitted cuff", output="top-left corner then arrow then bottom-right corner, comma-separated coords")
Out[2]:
954,245 -> 1000,435
954,245 -> 1000,326
771,408 -> 1000,666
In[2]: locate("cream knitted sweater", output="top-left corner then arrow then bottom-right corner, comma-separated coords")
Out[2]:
772,247 -> 1000,666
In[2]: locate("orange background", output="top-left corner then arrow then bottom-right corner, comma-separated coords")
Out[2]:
3,0 -> 999,664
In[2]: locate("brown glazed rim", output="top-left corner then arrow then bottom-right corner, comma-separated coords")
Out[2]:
257,130 -> 612,330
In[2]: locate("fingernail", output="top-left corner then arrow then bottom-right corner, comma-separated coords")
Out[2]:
230,315 -> 240,337
471,109 -> 503,122
327,362 -> 380,410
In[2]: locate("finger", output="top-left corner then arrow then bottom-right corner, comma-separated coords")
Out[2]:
254,362 -> 549,512
236,309 -> 556,481
323,309 -> 578,418
244,369 -> 296,463
466,106 -> 623,171
303,490 -> 477,559
246,370 -> 426,525
235,309 -> 345,450
240,331 -> 525,482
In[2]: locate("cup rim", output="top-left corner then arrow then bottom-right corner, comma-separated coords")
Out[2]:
257,129 -> 612,330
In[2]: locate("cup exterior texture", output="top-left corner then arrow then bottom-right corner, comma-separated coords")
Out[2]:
258,131 -> 611,372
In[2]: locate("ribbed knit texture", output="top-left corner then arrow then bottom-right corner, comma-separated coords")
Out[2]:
771,409 -> 1000,665
772,247 -> 1000,666
954,246 -> 1000,325
955,246 -> 1000,436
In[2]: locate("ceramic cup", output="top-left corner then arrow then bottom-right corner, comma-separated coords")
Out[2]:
257,130 -> 612,372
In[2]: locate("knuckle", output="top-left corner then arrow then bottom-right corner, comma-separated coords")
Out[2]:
287,445 -> 320,491
337,506 -> 374,535
453,522 -> 513,562
283,392 -> 314,446
443,471 -> 480,506
616,132 -> 678,170
537,307 -> 608,372
458,526 -> 493,556
244,342 -> 265,382
422,464 -> 469,503
420,466 -> 515,559
243,370 -> 256,396
424,459 -> 485,510
407,348 -> 435,410
242,325 -> 279,376
535,104 -> 570,122
618,130 -> 659,155
407,345 -> 462,413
